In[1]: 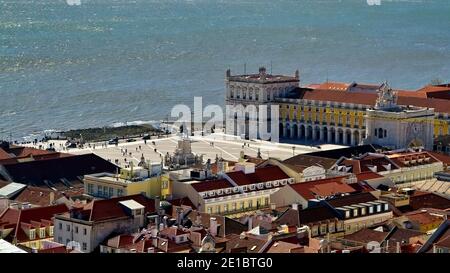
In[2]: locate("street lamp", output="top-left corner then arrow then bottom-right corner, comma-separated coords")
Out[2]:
292,146 -> 296,156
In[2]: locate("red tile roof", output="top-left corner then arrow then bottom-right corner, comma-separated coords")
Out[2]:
298,89 -> 450,114
190,179 -> 234,193
0,204 -> 69,243
226,165 -> 290,186
288,176 -> 356,200
87,194 -> 156,222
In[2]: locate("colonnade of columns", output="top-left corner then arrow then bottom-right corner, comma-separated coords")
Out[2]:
280,122 -> 365,146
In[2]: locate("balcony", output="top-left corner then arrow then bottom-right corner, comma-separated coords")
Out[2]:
221,204 -> 270,216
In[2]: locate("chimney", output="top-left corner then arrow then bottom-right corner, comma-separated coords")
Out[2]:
155,196 -> 160,214
49,192 -> 55,205
176,207 -> 184,226
209,217 -> 218,237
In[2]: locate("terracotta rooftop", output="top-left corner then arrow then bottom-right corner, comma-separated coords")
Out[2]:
288,176 -> 356,200
343,228 -> 388,244
296,88 -> 450,114
190,179 -> 234,193
0,204 -> 69,243
226,165 -> 290,186
61,194 -> 156,222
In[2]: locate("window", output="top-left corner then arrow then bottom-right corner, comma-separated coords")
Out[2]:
29,230 -> 36,240
224,204 -> 229,213
377,204 -> 381,212
248,200 -> 253,208
207,207 -> 212,214
267,92 -> 270,100
66,224 -> 70,232
369,206 -> 374,214
98,185 -> 103,196
117,189 -> 124,197
230,90 -> 234,98
384,203 -> 389,211
59,223 -> 62,230
255,92 -> 259,101
83,228 -> 87,235
82,242 -> 87,251
361,207 -> 366,215
49,226 -> 54,236
109,187 -> 114,197
240,201 -> 244,210
249,91 -> 253,100
345,211 -> 350,218
87,184 -> 94,194
264,197 -> 269,205
58,237 -> 62,243
384,130 -> 387,137
374,128 -> 378,137
40,228 -> 46,238
353,209 -> 358,217
75,226 -> 79,234
232,203 -> 236,211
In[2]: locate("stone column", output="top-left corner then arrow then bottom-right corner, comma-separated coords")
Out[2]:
335,129 -> 340,144
328,128 -> 333,144
290,125 -> 295,138
320,127 -> 325,142
343,131 -> 348,145
351,130 -> 356,146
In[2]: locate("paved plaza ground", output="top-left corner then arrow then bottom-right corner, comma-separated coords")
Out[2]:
23,133 -> 345,168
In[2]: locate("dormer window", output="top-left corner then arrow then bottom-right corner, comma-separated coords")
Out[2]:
233,187 -> 239,193
258,183 -> 264,189
361,207 -> 366,215
353,209 -> 358,217
209,191 -> 215,197
242,186 -> 247,191
377,204 -> 381,213
266,182 -> 272,188
369,206 -> 374,214
273,181 -> 279,186
280,180 -> 287,185
29,229 -> 36,240
345,211 -> 350,219
384,203 -> 389,211
226,188 -> 231,194
39,228 -> 46,238
250,185 -> 256,190
218,189 -> 223,195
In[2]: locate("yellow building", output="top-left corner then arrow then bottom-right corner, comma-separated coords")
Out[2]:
171,163 -> 295,218
84,165 -> 171,199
